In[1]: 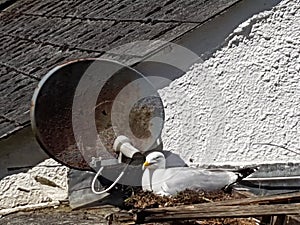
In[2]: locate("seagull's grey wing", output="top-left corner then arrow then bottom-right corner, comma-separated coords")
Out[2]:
153,168 -> 239,195
163,151 -> 188,168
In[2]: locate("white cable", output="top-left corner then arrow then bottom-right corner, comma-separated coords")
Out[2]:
91,163 -> 130,195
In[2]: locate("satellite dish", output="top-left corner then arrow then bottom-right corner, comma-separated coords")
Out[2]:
31,58 -> 164,171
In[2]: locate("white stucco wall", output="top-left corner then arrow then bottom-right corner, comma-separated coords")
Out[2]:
0,158 -> 68,211
0,128 -> 68,211
160,0 -> 300,165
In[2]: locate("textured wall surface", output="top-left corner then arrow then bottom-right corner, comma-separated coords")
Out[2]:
0,128 -> 68,211
0,159 -> 68,210
160,0 -> 300,165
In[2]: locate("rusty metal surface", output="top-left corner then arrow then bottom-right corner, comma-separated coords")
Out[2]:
31,59 -> 164,171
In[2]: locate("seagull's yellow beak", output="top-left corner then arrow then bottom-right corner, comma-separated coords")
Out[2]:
142,161 -> 150,170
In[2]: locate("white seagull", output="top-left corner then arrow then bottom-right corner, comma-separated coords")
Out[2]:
142,151 -> 256,196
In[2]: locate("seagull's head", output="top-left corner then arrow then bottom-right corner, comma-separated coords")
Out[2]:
143,151 -> 166,170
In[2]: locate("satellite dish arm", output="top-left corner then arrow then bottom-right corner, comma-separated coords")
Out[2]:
91,135 -> 142,195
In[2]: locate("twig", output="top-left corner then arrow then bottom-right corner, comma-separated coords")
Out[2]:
252,142 -> 300,155
0,201 -> 60,217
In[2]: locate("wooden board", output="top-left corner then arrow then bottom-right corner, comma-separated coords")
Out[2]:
112,192 -> 300,224
135,203 -> 300,223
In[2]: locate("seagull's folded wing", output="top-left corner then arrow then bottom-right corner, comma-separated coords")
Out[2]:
152,168 -> 238,195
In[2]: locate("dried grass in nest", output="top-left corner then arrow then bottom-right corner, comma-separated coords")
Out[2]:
124,189 -> 236,209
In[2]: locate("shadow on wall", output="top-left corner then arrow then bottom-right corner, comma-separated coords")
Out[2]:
135,0 -> 282,88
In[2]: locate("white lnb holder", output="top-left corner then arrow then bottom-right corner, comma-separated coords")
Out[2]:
113,135 -> 141,162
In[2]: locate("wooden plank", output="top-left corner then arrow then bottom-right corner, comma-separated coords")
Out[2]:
114,192 -> 300,223
172,191 -> 300,208
111,192 -> 300,223
125,191 -> 300,216
220,191 -> 300,205
286,215 -> 300,225
0,201 -> 60,216
134,203 -> 300,223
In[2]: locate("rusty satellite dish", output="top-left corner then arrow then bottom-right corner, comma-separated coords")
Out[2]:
31,58 -> 165,171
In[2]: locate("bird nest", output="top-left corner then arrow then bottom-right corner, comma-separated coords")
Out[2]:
124,189 -> 238,209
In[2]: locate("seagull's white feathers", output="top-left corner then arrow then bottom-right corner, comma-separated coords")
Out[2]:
142,152 -> 256,196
